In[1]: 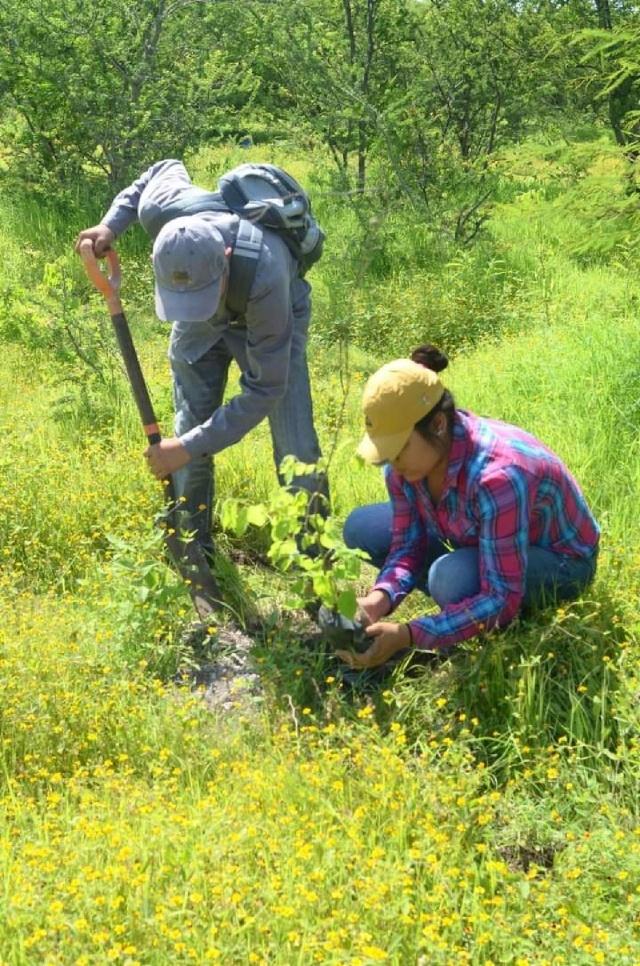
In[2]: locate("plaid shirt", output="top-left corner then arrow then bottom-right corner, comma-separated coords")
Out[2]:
374,409 -> 600,650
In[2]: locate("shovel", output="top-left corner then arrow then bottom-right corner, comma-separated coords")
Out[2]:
79,240 -> 222,621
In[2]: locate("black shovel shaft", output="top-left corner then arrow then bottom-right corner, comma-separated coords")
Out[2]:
111,311 -> 177,502
112,312 -> 159,441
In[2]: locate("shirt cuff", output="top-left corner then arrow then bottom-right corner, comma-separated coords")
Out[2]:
101,209 -> 135,239
372,579 -> 407,610
179,427 -> 210,460
407,618 -> 438,651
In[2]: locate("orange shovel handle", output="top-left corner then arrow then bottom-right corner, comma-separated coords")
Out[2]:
79,239 -> 122,315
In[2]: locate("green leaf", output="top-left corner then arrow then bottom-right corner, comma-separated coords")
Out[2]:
220,499 -> 240,532
337,589 -> 357,620
319,532 -> 338,549
277,539 -> 298,558
312,573 -> 334,602
272,519 -> 293,540
246,504 -> 268,527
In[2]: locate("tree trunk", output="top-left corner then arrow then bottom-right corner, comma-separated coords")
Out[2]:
594,0 -> 638,149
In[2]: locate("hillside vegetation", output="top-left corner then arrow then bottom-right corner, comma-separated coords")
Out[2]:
0,131 -> 639,964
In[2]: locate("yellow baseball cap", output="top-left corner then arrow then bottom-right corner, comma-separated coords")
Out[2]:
356,359 -> 444,464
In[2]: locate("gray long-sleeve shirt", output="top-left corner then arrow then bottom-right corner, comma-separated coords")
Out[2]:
101,159 -> 309,459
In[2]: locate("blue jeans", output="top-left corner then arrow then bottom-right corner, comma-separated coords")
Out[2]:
171,281 -> 328,552
344,502 -> 597,611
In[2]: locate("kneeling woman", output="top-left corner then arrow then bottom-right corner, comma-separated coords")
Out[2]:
339,345 -> 599,670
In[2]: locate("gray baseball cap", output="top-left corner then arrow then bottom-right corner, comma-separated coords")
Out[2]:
152,215 -> 227,322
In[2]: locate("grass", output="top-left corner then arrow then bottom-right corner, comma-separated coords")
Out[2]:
1,137 -> 640,963
1,592 -> 639,964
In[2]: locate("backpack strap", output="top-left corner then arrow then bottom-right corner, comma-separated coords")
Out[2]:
227,219 -> 264,318
141,188 -> 227,238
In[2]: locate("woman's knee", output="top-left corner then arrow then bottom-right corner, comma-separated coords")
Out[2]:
343,506 -> 371,550
428,549 -> 480,607
343,503 -> 392,569
427,555 -> 453,606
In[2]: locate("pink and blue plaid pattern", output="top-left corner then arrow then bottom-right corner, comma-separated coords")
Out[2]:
374,410 -> 600,650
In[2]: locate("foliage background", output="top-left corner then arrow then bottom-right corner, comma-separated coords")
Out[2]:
2,0 -> 640,962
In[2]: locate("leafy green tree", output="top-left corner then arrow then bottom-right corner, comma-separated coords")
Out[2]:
229,0 -> 577,243
523,0 -> 640,148
0,0 -> 256,194
577,21 -> 640,150
224,0 -> 415,192
379,0 -> 557,242
589,0 -> 640,147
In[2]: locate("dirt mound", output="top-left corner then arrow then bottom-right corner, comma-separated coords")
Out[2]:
176,622 -> 264,713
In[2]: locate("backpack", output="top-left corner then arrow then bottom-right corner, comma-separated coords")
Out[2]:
145,163 -> 325,317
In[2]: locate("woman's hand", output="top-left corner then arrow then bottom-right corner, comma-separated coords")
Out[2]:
335,621 -> 411,669
144,437 -> 191,479
356,589 -> 391,625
